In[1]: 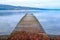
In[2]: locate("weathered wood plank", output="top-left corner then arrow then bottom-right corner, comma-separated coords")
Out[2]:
13,13 -> 45,33
7,13 -> 49,40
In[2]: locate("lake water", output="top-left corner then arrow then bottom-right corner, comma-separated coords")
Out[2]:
0,10 -> 60,35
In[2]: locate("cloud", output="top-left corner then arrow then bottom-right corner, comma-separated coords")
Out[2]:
0,0 -> 60,8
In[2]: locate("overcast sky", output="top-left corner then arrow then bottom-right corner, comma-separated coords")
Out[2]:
0,0 -> 60,9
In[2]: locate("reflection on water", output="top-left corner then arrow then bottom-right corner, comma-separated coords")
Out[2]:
0,10 -> 60,35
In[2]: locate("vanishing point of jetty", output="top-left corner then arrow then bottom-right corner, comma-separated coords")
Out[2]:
0,13 -> 60,40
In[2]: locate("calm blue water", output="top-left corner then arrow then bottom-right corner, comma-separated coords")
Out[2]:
0,10 -> 60,35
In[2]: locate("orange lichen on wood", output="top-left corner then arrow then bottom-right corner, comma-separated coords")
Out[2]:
7,31 -> 49,40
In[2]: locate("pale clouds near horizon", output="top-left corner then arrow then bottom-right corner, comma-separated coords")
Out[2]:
0,0 -> 60,8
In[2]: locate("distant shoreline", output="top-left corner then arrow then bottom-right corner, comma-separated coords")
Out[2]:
0,4 -> 60,10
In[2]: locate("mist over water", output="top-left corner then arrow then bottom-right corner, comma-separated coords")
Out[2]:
0,10 -> 60,35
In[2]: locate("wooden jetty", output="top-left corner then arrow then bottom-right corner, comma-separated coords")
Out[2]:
13,13 -> 45,33
7,13 -> 49,40
0,13 -> 60,40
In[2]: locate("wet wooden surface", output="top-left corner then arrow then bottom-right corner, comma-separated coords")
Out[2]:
13,13 -> 45,33
7,13 -> 49,40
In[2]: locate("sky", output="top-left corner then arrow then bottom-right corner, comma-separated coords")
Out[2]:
0,0 -> 60,9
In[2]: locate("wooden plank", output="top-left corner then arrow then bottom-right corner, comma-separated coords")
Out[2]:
7,13 -> 49,40
12,13 -> 45,33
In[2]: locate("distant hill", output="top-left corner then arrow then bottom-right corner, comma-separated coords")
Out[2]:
0,4 -> 16,10
0,4 -> 48,10
0,4 -> 60,10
